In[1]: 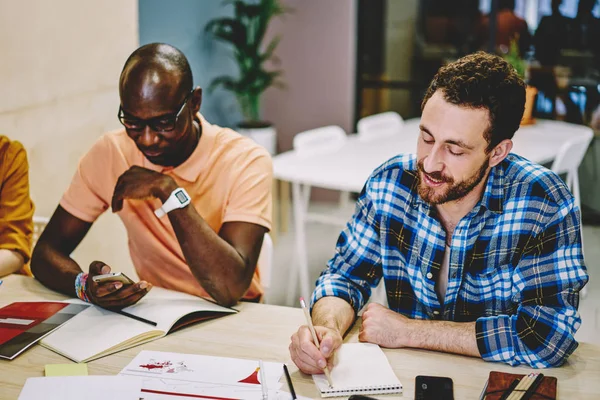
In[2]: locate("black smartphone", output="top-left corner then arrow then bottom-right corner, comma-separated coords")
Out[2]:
415,375 -> 454,400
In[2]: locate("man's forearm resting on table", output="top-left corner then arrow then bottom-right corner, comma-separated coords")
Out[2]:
29,206 -> 93,297
368,311 -> 577,368
31,241 -> 82,297
311,294 -> 578,368
312,297 -> 478,359
404,319 -> 480,357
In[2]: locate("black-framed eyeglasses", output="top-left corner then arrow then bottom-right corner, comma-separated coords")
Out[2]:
118,90 -> 193,133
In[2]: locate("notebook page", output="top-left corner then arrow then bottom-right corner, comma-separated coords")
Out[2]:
121,287 -> 235,331
312,343 -> 402,397
40,305 -> 162,362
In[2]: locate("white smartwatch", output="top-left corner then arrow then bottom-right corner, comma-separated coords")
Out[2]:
154,188 -> 191,218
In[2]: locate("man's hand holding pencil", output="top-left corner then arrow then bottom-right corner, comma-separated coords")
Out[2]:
289,298 -> 343,380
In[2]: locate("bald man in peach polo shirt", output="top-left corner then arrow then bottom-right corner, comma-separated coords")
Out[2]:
31,43 -> 272,308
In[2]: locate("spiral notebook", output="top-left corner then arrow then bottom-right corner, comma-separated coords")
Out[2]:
312,343 -> 402,397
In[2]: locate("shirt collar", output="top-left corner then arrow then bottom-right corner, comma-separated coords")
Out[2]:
480,161 -> 504,214
409,170 -> 429,211
142,113 -> 216,183
409,160 -> 505,214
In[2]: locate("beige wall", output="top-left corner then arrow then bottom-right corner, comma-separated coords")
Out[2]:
263,0 -> 356,201
263,0 -> 356,152
0,0 -> 139,278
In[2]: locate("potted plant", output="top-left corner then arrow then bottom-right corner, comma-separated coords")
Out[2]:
504,37 -> 537,125
205,0 -> 287,155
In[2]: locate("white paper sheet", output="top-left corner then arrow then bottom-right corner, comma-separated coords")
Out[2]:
18,376 -> 142,400
119,350 -> 309,400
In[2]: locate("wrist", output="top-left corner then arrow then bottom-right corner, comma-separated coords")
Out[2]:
314,314 -> 347,339
155,176 -> 178,202
75,272 -> 91,303
154,187 -> 192,218
320,321 -> 343,337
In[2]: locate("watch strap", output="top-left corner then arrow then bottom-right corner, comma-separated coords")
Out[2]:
154,207 -> 167,218
154,188 -> 191,218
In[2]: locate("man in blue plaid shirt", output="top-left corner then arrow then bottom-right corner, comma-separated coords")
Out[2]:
289,52 -> 588,371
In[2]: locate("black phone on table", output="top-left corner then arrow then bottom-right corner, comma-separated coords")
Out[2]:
415,375 -> 454,400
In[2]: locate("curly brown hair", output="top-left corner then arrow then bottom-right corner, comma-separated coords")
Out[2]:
421,51 -> 526,152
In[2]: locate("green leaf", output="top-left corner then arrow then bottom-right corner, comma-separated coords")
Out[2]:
205,0 -> 288,121
260,35 -> 281,62
503,36 -> 526,78
205,18 -> 247,49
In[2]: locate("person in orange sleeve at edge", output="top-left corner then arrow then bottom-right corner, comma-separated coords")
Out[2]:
0,136 -> 34,277
31,43 -> 272,308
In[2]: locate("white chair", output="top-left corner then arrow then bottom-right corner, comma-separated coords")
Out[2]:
357,111 -> 404,142
257,233 -> 273,303
293,125 -> 347,156
292,125 -> 351,223
551,131 -> 593,217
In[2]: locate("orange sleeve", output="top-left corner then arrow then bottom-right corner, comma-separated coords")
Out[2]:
60,135 -> 114,223
223,147 -> 273,231
0,140 -> 34,262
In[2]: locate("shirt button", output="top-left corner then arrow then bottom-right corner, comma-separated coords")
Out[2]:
452,272 -> 457,278
426,272 -> 433,279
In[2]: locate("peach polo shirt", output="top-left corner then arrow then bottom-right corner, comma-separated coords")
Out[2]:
60,115 -> 272,300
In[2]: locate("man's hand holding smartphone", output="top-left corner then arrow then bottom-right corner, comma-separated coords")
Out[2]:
86,261 -> 152,309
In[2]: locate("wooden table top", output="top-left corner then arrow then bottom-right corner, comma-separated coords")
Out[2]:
1,275 -> 599,399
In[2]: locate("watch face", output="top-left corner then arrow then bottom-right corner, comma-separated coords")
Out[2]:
175,190 -> 189,204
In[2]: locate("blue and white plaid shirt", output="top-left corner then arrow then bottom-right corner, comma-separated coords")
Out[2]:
312,153 -> 588,368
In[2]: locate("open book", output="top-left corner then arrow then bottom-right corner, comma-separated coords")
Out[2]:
312,343 -> 402,397
40,287 -> 237,363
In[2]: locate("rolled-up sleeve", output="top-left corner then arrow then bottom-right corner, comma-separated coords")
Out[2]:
476,197 -> 588,368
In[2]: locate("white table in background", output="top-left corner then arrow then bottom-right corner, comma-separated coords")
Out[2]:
273,119 -> 594,303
